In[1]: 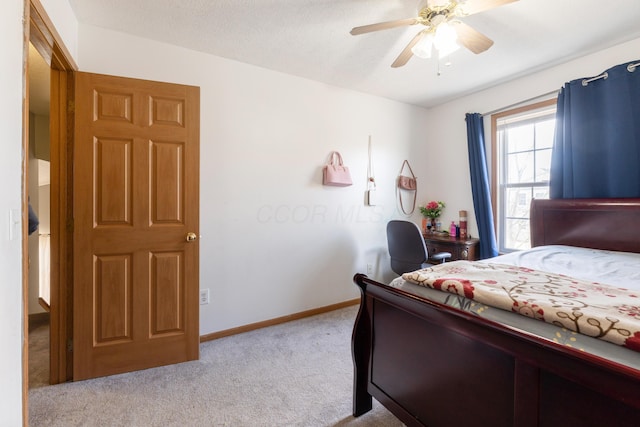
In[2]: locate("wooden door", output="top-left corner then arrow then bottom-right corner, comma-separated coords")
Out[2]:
73,72 -> 200,380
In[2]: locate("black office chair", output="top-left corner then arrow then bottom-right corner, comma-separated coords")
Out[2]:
386,220 -> 451,275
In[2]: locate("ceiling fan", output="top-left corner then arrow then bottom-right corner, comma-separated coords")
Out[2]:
350,0 -> 518,68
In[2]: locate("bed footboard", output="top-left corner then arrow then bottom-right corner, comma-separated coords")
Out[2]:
351,274 -> 372,417
352,273 -> 640,427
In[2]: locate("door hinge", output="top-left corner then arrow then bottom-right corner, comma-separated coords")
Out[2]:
67,339 -> 73,353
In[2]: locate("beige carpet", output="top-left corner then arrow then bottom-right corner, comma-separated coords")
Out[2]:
29,305 -> 403,426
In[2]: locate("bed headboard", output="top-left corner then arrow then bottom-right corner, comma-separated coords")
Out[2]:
530,198 -> 640,253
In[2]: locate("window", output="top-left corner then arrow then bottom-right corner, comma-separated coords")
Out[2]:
492,99 -> 556,252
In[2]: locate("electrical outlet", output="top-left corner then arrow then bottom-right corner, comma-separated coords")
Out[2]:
366,263 -> 374,275
199,289 -> 209,305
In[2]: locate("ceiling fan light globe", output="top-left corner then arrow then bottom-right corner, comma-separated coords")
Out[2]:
411,34 -> 434,59
433,22 -> 457,50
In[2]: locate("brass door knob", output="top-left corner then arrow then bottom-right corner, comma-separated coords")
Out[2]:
186,232 -> 197,242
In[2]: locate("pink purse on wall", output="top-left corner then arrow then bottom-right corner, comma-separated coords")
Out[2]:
323,151 -> 353,187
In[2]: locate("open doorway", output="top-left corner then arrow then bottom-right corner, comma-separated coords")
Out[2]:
25,0 -> 77,394
27,41 -> 51,389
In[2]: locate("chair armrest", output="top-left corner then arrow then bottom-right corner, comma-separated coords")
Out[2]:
431,252 -> 452,262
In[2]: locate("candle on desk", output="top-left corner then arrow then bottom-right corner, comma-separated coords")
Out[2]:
459,210 -> 467,239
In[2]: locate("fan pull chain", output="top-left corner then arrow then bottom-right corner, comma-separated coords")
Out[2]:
436,58 -> 453,77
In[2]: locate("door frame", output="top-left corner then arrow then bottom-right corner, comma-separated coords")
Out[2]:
23,0 -> 77,413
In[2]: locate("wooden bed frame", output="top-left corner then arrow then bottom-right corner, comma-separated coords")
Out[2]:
352,198 -> 640,427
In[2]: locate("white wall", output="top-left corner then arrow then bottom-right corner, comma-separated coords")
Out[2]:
76,24 -> 431,333
1,1 -> 27,424
77,24 -> 640,335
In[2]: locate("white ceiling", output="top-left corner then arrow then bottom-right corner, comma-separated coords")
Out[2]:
63,0 -> 640,108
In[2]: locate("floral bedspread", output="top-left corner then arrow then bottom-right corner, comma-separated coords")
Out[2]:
402,261 -> 640,352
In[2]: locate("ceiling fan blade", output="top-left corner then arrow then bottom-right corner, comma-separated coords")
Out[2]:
391,31 -> 426,68
458,0 -> 518,16
452,21 -> 494,54
350,18 -> 418,35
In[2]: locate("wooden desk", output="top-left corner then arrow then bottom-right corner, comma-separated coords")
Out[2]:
423,233 -> 479,263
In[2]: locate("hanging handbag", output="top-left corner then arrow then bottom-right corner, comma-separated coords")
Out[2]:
397,160 -> 417,214
397,160 -> 417,190
323,151 -> 353,187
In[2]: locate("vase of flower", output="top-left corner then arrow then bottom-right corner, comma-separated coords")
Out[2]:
420,201 -> 445,233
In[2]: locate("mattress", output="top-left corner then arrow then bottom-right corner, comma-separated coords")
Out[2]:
389,245 -> 640,371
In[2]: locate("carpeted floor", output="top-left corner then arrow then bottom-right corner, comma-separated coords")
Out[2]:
29,313 -> 51,390
28,305 -> 403,426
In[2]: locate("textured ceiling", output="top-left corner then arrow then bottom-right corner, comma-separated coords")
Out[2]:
65,0 -> 640,108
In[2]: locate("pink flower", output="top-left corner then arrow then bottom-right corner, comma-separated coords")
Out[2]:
420,201 -> 445,219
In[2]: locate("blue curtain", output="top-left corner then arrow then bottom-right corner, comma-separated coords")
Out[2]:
550,60 -> 640,198
465,113 -> 498,259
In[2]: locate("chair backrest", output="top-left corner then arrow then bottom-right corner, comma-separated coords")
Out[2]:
386,220 -> 428,275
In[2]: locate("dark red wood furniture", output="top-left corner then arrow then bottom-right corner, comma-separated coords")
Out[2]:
422,232 -> 479,263
352,198 -> 640,427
